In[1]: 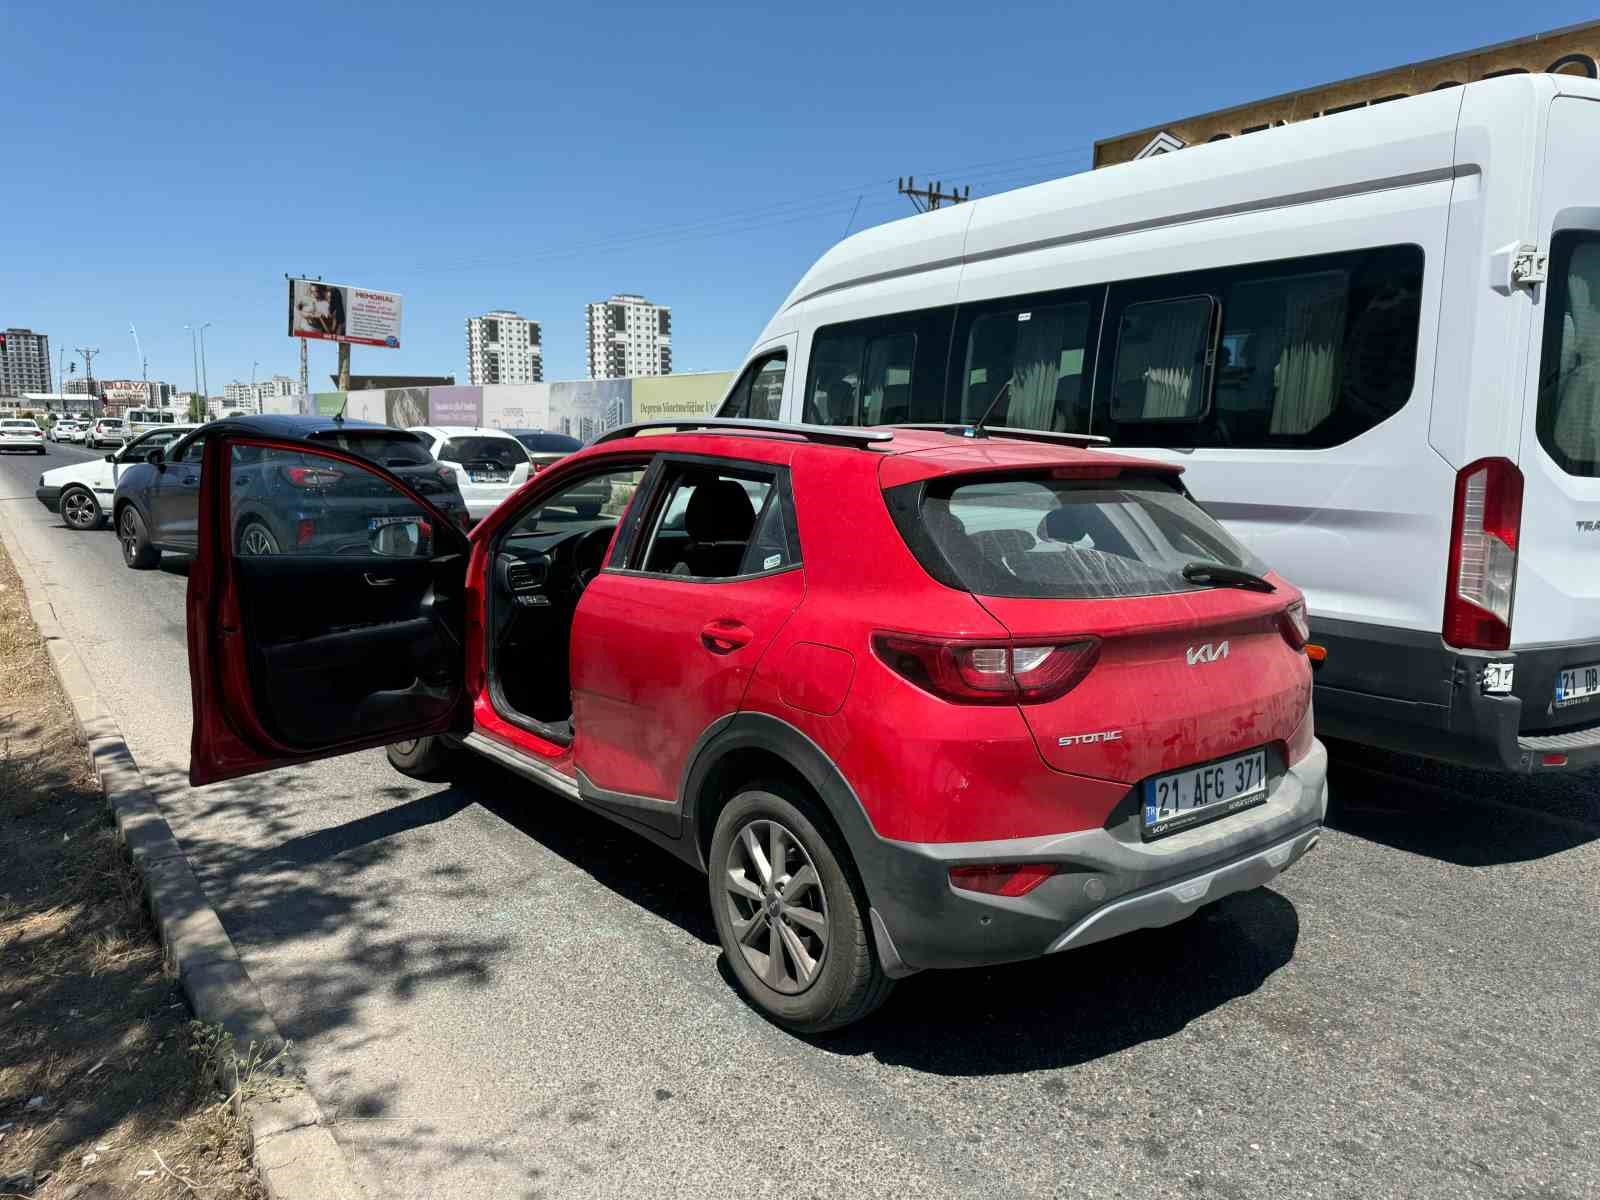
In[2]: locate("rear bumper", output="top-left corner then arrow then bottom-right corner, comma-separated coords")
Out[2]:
1310,617 -> 1600,773
3,440 -> 44,451
35,485 -> 62,513
864,740 -> 1328,975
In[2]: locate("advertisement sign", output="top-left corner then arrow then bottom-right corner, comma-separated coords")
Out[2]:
631,372 -> 735,422
548,379 -> 631,444
288,278 -> 403,348
383,388 -> 428,428
426,386 -> 483,427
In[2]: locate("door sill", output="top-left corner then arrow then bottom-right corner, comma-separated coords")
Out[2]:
463,732 -> 579,800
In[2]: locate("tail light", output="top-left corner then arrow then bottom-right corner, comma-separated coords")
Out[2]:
283,464 -> 342,488
1279,599 -> 1310,650
871,633 -> 1099,704
949,863 -> 1057,897
1444,458 -> 1523,651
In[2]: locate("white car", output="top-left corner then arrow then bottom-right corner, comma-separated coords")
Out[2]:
1,418 -> 45,455
35,424 -> 198,530
50,420 -> 87,443
88,418 -> 128,449
406,426 -> 532,523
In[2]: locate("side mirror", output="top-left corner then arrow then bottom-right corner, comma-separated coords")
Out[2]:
369,517 -> 433,558
103,453 -> 116,463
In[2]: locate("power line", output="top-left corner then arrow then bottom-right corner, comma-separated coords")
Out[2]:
897,176 -> 970,213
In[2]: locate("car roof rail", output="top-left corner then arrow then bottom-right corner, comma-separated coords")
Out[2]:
592,417 -> 895,449
885,423 -> 1112,448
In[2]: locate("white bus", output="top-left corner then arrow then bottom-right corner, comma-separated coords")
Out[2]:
719,73 -> 1600,774
124,407 -> 182,435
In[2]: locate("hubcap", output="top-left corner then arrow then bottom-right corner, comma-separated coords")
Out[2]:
724,818 -> 829,995
64,491 -> 95,527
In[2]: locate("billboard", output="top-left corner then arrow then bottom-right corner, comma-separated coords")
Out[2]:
1094,20 -> 1600,167
288,278 -> 403,348
632,372 -> 735,422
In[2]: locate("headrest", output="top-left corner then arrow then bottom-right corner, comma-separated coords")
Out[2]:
685,479 -> 757,543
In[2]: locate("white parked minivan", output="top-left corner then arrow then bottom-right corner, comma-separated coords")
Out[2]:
718,73 -> 1600,774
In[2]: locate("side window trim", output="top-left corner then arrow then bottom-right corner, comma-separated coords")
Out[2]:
1106,292 -> 1221,425
719,351 -> 788,420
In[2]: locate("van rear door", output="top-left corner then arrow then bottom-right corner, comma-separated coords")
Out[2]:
1513,94 -> 1600,724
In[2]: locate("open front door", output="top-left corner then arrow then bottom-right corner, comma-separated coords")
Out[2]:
187,432 -> 471,785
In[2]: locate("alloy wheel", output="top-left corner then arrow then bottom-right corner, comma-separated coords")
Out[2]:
63,490 -> 97,529
723,818 -> 829,995
239,523 -> 280,556
119,511 -> 139,562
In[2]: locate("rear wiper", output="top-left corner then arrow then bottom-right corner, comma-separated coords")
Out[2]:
1181,561 -> 1276,593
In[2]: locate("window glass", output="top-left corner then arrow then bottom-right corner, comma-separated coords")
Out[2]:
1538,232 -> 1600,477
861,334 -> 916,425
739,489 -> 795,574
889,475 -> 1265,600
171,434 -> 208,463
231,447 -> 435,558
438,436 -> 528,471
1098,244 -> 1423,448
717,353 -> 787,420
508,466 -> 646,534
1110,297 -> 1216,422
961,302 -> 1094,431
639,467 -> 776,578
804,333 -> 862,424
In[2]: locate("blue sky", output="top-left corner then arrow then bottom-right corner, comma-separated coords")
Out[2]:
1,1 -> 1589,392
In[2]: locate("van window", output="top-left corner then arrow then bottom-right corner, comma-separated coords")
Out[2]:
960,301 -> 1096,431
1109,296 -> 1216,422
1537,231 -> 1600,477
1097,244 -> 1423,448
804,330 -> 919,425
718,352 -> 787,421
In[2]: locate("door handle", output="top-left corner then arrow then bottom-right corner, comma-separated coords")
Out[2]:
364,574 -> 398,587
700,618 -> 753,654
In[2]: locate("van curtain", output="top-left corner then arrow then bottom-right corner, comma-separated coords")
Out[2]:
1008,307 -> 1069,430
1555,241 -> 1600,468
1270,273 -> 1348,436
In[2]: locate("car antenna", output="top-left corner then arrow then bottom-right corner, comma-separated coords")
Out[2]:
963,378 -> 1012,439
333,391 -> 348,425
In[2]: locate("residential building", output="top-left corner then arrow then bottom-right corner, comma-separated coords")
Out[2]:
223,375 -> 295,409
466,311 -> 543,385
0,328 -> 51,396
585,294 -> 671,379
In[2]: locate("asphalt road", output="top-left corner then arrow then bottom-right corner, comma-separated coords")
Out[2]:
2,442 -> 1597,1200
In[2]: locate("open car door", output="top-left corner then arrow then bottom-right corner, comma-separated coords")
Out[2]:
187,430 -> 471,785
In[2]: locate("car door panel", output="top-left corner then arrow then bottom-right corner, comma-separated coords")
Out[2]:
188,433 -> 469,786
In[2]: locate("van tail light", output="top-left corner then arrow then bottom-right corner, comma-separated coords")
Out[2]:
949,862 -> 1057,897
283,464 -> 343,488
1279,600 -> 1310,650
1444,458 -> 1523,651
871,633 -> 1100,704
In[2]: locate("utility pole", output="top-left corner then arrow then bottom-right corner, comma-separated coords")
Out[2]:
198,323 -> 212,406
897,176 -> 970,213
76,346 -> 100,417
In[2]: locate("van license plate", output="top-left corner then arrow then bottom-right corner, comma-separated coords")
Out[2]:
1144,750 -> 1268,837
1555,663 -> 1600,707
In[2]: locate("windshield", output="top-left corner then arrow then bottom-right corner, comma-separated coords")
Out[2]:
1538,231 -> 1600,477
888,473 -> 1266,599
439,436 -> 527,470
310,430 -> 436,468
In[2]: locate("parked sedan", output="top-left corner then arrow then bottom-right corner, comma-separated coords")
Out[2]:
406,426 -> 531,523
1,418 -> 46,455
88,418 -> 127,449
36,425 -> 198,530
113,416 -> 469,569
180,419 -> 1327,1032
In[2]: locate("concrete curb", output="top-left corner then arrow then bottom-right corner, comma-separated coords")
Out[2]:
0,513 -> 366,1200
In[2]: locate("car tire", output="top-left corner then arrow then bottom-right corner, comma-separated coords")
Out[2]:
60,486 -> 101,531
385,736 -> 458,781
237,519 -> 281,556
708,785 -> 893,1033
118,507 -> 161,570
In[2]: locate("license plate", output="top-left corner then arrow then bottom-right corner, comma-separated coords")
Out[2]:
469,471 -> 508,483
1555,662 -> 1600,707
1144,749 -> 1268,837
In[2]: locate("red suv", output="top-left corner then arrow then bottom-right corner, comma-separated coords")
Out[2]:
186,417 -> 1327,1031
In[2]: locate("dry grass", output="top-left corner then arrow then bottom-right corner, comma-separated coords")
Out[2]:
0,536 -> 262,1199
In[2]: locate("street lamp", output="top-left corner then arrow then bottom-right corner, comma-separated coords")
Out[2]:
251,361 -> 259,386
198,322 -> 213,406
183,324 -> 200,399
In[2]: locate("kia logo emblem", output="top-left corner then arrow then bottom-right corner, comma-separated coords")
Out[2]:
1187,641 -> 1230,666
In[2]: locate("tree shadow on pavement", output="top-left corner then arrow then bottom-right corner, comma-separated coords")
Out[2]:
1323,739 -> 1600,867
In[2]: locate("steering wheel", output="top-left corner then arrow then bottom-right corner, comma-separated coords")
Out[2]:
570,525 -> 614,597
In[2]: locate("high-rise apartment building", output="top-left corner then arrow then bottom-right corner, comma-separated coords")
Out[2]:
585,294 -> 671,379
222,375 -> 295,411
466,311 -> 543,385
0,328 -> 51,396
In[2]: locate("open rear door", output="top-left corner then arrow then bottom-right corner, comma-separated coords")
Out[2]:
187,431 -> 471,785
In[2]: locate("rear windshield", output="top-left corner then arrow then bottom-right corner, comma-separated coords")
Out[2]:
513,431 -> 581,453
439,436 -> 528,470
1538,231 -> 1600,477
310,430 -> 434,469
887,473 -> 1266,599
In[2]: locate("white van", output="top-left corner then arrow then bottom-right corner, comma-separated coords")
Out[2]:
718,73 -> 1600,774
